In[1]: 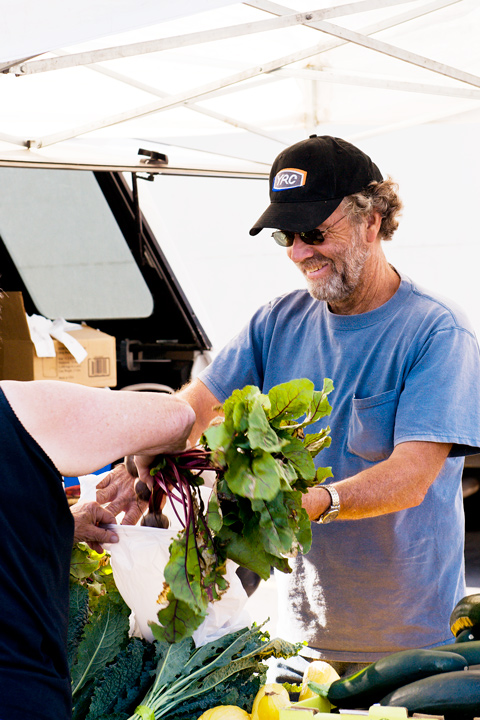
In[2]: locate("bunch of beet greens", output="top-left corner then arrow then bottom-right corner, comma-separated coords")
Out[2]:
144,377 -> 334,644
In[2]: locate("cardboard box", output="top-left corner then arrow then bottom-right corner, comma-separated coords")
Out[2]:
0,291 -> 116,387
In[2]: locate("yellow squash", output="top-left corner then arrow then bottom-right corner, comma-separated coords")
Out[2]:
251,683 -> 290,720
298,660 -> 340,701
197,705 -> 251,719
256,690 -> 290,720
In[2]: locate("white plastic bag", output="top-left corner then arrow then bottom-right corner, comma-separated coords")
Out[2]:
103,524 -> 250,646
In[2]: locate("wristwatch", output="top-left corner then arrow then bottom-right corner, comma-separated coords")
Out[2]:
315,485 -> 340,524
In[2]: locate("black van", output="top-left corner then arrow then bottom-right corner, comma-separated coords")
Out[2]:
0,145 -> 266,391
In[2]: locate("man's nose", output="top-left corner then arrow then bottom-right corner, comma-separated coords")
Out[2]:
288,234 -> 315,262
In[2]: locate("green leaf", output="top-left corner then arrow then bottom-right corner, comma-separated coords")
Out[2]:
231,399 -> 249,432
258,494 -> 296,556
70,593 -> 130,698
164,532 -> 205,612
162,670 -> 261,720
181,626 -> 253,677
67,583 -> 89,670
85,638 -> 146,720
151,594 -> 207,644
223,385 -> 270,424
217,526 -> 273,580
202,421 -> 233,456
322,377 -> 334,396
303,382 -> 333,426
224,449 -> 281,501
303,428 -> 332,458
291,508 -> 313,555
246,397 -> 286,453
206,486 -> 223,533
70,545 -> 102,581
256,636 -> 304,660
150,637 -> 195,691
267,378 -> 315,425
281,436 -> 316,481
315,466 -> 334,484
273,457 -> 297,491
250,451 -> 282,500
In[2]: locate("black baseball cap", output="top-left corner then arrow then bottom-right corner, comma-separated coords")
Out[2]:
249,135 -> 383,236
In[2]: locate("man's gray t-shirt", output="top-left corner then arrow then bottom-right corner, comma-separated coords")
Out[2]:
199,275 -> 480,661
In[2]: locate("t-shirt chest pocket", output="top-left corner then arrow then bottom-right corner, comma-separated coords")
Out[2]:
347,389 -> 398,462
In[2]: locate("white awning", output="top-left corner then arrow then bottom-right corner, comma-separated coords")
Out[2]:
0,0 -> 478,168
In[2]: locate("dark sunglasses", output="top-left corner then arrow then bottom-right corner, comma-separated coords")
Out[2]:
272,215 -> 346,247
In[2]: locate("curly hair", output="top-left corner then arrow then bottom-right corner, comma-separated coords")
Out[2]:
341,177 -> 403,241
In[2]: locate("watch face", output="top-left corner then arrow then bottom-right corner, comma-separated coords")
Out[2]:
325,507 -> 339,523
317,507 -> 338,524
316,484 -> 340,523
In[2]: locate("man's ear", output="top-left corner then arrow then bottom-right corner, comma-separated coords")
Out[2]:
366,211 -> 382,242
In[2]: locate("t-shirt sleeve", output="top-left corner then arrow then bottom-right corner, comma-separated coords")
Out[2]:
394,326 -> 480,456
198,302 -> 271,402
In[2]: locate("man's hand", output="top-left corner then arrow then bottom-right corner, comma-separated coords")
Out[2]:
95,463 -> 148,526
71,501 -> 118,553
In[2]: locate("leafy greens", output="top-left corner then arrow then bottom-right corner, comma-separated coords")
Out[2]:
129,623 -> 302,720
68,547 -> 303,720
69,544 -> 161,720
147,377 -> 334,644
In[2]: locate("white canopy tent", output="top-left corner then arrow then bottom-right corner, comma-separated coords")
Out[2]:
0,0 -> 479,349
1,0 -> 479,162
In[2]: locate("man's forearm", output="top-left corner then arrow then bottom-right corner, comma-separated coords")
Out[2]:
177,378 -> 223,444
303,440 -> 452,521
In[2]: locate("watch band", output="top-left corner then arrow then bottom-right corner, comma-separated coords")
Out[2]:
315,484 -> 340,524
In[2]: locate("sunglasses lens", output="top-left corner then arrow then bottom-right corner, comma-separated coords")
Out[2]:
272,229 -> 325,246
301,229 -> 325,245
272,231 -> 294,247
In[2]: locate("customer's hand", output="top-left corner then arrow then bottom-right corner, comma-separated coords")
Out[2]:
71,501 -> 118,553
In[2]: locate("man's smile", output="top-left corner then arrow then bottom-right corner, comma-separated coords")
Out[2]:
299,257 -> 332,278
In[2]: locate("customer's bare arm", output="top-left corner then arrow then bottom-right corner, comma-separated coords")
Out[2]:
303,440 -> 452,521
0,380 -> 195,479
97,379 -> 223,524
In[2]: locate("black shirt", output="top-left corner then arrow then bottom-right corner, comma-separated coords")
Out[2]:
0,388 -> 74,720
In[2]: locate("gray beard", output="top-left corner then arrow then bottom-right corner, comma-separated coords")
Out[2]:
303,226 -> 369,304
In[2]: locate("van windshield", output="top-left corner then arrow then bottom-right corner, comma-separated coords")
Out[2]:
0,167 -> 153,320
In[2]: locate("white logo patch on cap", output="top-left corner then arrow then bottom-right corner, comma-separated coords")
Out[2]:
272,168 -> 307,192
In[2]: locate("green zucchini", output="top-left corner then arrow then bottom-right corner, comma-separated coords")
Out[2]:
450,594 -> 480,637
326,648 -> 467,709
455,626 -> 480,643
380,669 -> 480,720
434,638 -> 480,664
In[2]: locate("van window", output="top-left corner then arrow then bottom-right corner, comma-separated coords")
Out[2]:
0,167 -> 153,320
